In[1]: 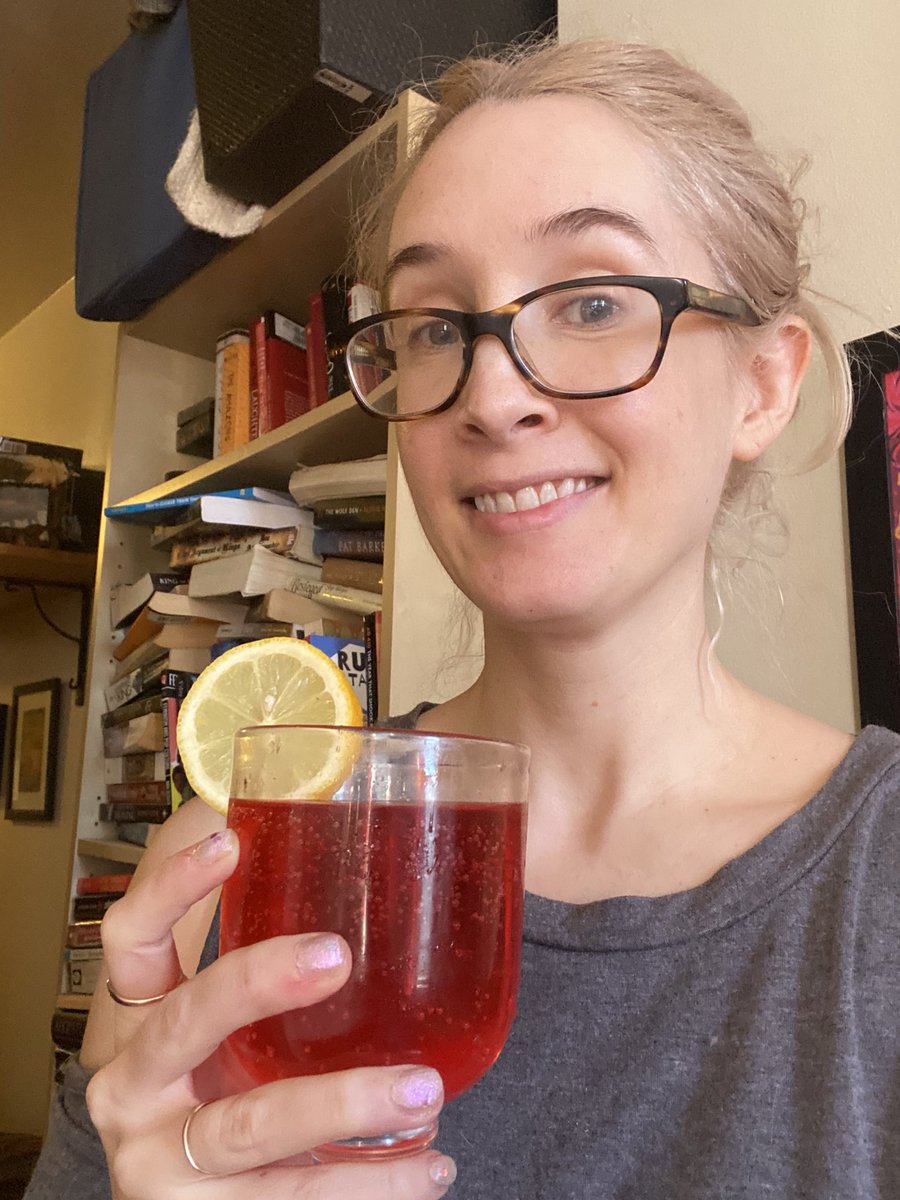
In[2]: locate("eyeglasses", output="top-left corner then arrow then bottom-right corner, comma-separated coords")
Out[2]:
344,275 -> 760,422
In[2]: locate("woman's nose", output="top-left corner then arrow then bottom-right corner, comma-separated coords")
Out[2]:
453,333 -> 560,442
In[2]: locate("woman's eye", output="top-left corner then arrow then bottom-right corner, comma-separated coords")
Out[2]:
408,319 -> 458,350
565,294 -> 617,325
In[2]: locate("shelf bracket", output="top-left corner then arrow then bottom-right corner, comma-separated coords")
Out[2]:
5,580 -> 94,707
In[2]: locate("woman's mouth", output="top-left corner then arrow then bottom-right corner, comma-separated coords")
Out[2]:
468,476 -> 605,514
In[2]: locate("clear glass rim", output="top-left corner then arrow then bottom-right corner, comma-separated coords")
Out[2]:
233,723 -> 530,758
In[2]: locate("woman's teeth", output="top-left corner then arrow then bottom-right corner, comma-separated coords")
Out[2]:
472,477 -> 596,513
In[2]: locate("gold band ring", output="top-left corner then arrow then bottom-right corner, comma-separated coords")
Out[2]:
182,1100 -> 217,1176
105,972 -> 187,1008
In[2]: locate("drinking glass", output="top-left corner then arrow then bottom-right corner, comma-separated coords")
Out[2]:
219,724 -> 530,1160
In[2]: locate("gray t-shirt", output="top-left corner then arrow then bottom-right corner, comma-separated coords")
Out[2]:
26,720 -> 900,1198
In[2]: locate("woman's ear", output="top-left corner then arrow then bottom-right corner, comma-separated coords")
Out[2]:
731,316 -> 812,462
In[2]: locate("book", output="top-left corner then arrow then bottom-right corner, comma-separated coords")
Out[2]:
248,587 -> 365,629
175,408 -> 214,457
308,634 -> 368,713
321,273 -> 353,400
160,669 -> 197,811
104,751 -> 165,784
255,311 -> 310,434
101,693 -> 162,730
313,528 -> 384,562
106,780 -> 168,805
313,495 -> 387,530
76,872 -> 134,895
321,557 -> 383,594
72,892 -> 125,920
346,281 -> 382,394
117,822 -> 159,848
102,712 -> 165,757
66,920 -> 103,949
65,948 -> 105,994
110,638 -> 167,684
214,328 -> 251,455
306,289 -> 329,408
112,604 -> 165,662
106,486 -> 297,521
99,802 -> 170,824
154,620 -> 223,650
168,523 -> 321,569
104,660 -> 167,713
187,545 -> 323,598
176,396 -> 214,427
281,574 -> 382,616
104,648 -> 210,711
107,492 -> 307,532
51,1007 -> 89,1053
363,609 -> 380,724
109,571 -> 185,629
146,589 -> 249,625
288,455 -> 388,505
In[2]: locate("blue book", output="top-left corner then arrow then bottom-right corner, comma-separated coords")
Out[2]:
105,489 -> 308,527
308,635 -> 368,713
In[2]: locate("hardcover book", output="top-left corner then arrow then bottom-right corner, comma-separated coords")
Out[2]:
255,310 -> 311,434
313,528 -> 384,562
312,495 -> 387,530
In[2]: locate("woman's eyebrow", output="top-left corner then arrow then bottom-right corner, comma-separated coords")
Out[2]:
383,242 -> 450,294
529,206 -> 662,260
383,205 -> 662,294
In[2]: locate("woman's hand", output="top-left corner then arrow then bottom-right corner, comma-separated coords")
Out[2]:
87,830 -> 456,1198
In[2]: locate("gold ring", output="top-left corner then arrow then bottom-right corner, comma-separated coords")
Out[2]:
182,1100 -> 217,1175
105,972 -> 186,1008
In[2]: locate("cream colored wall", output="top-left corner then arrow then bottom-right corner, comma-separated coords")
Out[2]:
560,1 -> 899,732
0,280 -> 117,1134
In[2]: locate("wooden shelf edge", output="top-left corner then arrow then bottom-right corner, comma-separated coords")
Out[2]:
0,543 -> 96,587
77,838 -> 144,865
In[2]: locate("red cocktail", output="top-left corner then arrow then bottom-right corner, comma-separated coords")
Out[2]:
220,725 -> 529,1159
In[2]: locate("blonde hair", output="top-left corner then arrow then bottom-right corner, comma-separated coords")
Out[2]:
352,36 -> 852,617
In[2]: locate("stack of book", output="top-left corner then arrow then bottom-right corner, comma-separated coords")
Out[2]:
105,473 -> 385,725
63,873 -> 132,997
210,274 -> 380,457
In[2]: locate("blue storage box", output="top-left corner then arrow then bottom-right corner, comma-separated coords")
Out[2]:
75,1 -> 226,322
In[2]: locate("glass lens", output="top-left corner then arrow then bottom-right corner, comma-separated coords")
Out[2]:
513,283 -> 663,394
347,313 -> 465,417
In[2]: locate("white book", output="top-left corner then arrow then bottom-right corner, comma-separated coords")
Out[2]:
288,455 -> 388,504
188,545 -> 324,598
146,588 -> 249,624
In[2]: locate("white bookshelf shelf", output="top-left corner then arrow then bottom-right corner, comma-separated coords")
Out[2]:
77,839 -> 144,866
112,392 -> 386,510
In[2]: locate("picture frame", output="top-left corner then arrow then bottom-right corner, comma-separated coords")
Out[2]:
843,326 -> 900,731
4,678 -> 62,822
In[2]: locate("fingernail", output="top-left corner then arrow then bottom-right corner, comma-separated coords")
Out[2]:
296,934 -> 345,972
391,1067 -> 443,1111
429,1155 -> 457,1188
190,830 -> 236,862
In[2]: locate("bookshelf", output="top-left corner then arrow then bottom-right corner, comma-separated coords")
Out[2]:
65,88 -> 483,890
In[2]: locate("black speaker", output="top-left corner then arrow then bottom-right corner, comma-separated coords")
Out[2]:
186,0 -> 557,208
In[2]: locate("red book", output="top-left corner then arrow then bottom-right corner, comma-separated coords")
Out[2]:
306,290 -> 329,408
76,873 -> 134,896
257,311 -> 310,433
248,316 -> 262,441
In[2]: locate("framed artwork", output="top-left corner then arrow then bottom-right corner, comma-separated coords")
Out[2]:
843,327 -> 900,731
4,678 -> 62,822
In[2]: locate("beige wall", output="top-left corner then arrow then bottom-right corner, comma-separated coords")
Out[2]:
0,280 -> 117,1133
560,1 -> 900,732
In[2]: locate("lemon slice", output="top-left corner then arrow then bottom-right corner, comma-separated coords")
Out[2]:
176,637 -> 363,814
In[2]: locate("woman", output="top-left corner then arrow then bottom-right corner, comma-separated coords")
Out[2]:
28,37 -> 900,1200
